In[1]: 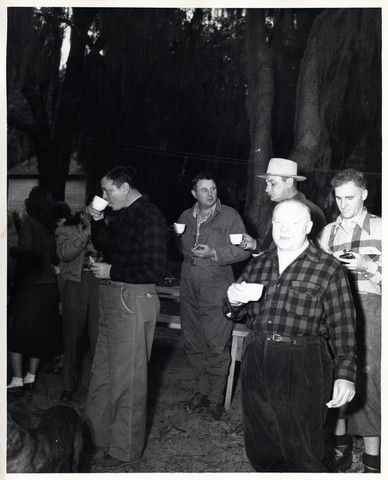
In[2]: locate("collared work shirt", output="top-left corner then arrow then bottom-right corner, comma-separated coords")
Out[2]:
91,196 -> 167,284
193,201 -> 216,246
178,198 -> 250,276
317,208 -> 381,296
224,241 -> 356,383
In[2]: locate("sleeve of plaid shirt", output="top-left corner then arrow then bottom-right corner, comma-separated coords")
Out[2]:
323,264 -> 357,383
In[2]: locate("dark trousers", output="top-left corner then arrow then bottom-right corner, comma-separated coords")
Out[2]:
62,271 -> 100,391
241,332 -> 332,472
180,271 -> 234,404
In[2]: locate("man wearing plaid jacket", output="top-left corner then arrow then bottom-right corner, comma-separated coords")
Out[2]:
224,198 -> 356,472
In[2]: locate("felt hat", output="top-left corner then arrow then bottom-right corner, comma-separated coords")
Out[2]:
257,158 -> 306,181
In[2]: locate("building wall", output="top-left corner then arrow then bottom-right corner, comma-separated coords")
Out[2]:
7,178 -> 87,216
7,178 -> 38,214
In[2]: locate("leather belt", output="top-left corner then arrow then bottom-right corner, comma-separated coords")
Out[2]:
254,331 -> 319,345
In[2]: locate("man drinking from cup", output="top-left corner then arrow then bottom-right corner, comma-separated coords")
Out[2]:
85,166 -> 167,468
224,198 -> 356,472
176,172 -> 250,420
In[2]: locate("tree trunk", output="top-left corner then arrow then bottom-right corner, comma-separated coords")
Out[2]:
40,8 -> 98,200
244,10 -> 274,238
290,9 -> 380,216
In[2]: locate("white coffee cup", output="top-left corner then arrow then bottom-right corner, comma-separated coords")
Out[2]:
230,233 -> 243,245
240,282 -> 264,301
173,222 -> 186,235
92,195 -> 109,211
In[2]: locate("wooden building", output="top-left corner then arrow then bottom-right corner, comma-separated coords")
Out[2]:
7,156 -> 86,215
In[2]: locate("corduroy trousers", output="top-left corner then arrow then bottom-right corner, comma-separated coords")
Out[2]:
241,331 -> 333,472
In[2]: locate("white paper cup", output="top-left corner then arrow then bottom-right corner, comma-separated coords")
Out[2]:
241,283 -> 264,301
230,233 -> 243,245
92,195 -> 109,211
173,222 -> 186,235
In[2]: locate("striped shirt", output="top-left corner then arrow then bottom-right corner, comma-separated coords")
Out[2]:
91,196 -> 167,284
317,208 -> 381,295
224,241 -> 356,382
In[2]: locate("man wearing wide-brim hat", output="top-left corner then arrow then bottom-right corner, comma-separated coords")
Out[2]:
241,158 -> 326,252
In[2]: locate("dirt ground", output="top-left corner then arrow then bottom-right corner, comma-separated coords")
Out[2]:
7,326 -> 365,474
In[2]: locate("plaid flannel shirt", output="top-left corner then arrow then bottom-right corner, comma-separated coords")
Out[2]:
317,208 -> 381,296
91,196 -> 167,284
224,241 -> 356,382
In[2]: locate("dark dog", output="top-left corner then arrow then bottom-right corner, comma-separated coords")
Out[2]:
7,404 -> 83,473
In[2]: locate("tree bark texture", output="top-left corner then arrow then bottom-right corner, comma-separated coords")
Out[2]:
291,8 -> 381,215
244,10 -> 274,238
40,8 -> 98,200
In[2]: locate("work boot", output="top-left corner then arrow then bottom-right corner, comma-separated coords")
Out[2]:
325,443 -> 352,472
206,401 -> 223,421
362,453 -> 380,473
93,454 -> 142,469
185,392 -> 209,412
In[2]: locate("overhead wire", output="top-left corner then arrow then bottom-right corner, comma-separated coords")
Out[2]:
79,135 -> 381,176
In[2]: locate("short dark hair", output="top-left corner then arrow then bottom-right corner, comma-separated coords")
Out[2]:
104,166 -> 139,189
331,168 -> 367,190
55,201 -> 71,220
191,172 -> 216,190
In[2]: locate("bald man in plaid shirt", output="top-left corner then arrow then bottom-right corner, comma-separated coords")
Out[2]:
224,198 -> 356,472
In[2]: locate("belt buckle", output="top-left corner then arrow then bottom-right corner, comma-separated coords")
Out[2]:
271,333 -> 282,342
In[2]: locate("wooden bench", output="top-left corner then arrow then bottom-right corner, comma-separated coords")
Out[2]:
156,285 -> 249,410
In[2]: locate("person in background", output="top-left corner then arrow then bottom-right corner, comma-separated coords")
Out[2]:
317,169 -> 381,473
55,201 -> 72,228
176,172 -> 250,421
56,205 -> 101,402
7,186 -> 63,393
50,200 -> 72,374
7,210 -> 20,302
241,158 -> 326,252
85,165 -> 167,468
224,199 -> 356,472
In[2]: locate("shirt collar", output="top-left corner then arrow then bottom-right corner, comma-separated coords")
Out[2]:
192,198 -> 220,219
335,207 -> 370,234
277,240 -> 309,261
270,240 -> 319,263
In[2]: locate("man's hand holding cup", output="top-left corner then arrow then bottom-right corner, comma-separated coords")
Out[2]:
89,195 -> 109,221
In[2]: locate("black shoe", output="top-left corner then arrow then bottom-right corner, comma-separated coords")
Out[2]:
206,401 -> 223,421
325,444 -> 352,472
60,390 -> 74,402
185,392 -> 209,412
93,453 -> 142,469
364,465 -> 380,473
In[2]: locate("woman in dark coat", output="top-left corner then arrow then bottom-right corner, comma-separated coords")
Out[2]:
7,186 -> 63,391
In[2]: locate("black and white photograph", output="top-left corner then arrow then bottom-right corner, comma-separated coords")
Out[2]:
2,0 -> 384,476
